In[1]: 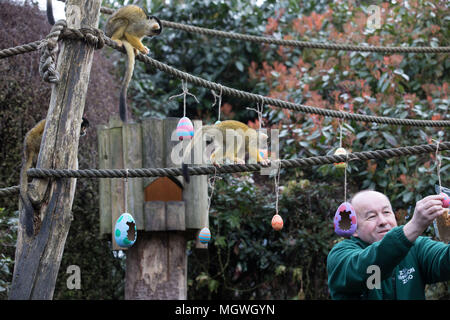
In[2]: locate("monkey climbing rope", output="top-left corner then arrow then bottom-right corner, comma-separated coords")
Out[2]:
96,4 -> 450,54
0,15 -> 448,195
1,21 -> 449,127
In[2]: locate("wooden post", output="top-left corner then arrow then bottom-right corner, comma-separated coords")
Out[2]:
10,0 -> 101,299
98,117 -> 208,299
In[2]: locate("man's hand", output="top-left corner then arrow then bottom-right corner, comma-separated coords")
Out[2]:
403,194 -> 446,243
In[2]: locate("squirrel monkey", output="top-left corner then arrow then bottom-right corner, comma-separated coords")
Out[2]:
105,5 -> 162,122
19,118 -> 89,237
181,120 -> 270,183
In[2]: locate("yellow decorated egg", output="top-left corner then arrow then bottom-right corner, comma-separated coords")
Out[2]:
334,147 -> 347,169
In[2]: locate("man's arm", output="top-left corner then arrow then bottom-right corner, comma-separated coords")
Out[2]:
327,226 -> 413,296
403,194 -> 446,242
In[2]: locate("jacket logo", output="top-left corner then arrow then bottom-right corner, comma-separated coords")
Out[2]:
398,267 -> 415,284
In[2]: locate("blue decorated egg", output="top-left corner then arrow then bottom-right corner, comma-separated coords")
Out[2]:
198,227 -> 211,244
114,213 -> 137,248
176,117 -> 194,140
259,149 -> 268,160
334,202 -> 357,237
215,120 -> 221,125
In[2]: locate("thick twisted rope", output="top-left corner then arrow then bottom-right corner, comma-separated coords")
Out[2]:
0,40 -> 43,59
103,36 -> 450,128
39,19 -> 67,83
23,142 -> 450,179
96,4 -> 450,53
38,20 -> 105,83
1,26 -> 448,126
160,20 -> 450,54
1,142 -> 448,197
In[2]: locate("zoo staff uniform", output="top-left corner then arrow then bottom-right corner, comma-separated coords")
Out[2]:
327,226 -> 450,299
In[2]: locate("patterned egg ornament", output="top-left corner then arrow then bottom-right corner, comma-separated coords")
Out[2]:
198,227 -> 211,244
176,117 -> 194,141
334,202 -> 357,237
259,149 -> 268,160
334,147 -> 347,169
271,214 -> 283,231
441,192 -> 450,208
114,213 -> 137,248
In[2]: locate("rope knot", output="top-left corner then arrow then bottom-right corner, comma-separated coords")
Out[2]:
39,19 -> 67,83
78,27 -> 105,49
39,21 -> 105,83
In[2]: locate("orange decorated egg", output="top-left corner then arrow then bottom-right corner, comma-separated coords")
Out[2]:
271,214 -> 283,231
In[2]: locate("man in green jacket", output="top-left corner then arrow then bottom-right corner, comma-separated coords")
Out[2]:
327,190 -> 449,299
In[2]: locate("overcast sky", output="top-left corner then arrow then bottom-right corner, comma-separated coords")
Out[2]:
34,0 -> 66,20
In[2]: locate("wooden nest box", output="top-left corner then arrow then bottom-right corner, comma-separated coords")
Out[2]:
97,117 -> 208,251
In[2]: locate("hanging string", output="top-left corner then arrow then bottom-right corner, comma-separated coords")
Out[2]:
274,160 -> 281,214
246,101 -> 264,130
211,85 -> 223,122
344,153 -> 349,203
124,168 -> 128,213
206,167 -> 219,214
339,120 -> 344,148
169,79 -> 199,117
433,139 -> 442,192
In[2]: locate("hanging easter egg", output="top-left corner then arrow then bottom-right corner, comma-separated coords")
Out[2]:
334,147 -> 347,169
259,149 -> 269,160
215,120 -> 221,125
334,202 -> 357,237
198,227 -> 211,244
176,117 -> 194,141
271,214 -> 283,231
114,213 -> 137,248
441,192 -> 450,208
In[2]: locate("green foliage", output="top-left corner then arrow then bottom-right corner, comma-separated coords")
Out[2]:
187,173 -> 337,299
1,0 -> 448,300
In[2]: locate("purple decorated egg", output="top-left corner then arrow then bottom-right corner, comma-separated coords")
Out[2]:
334,202 -> 357,237
176,117 -> 194,141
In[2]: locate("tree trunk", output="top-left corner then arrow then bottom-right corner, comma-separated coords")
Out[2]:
10,0 -> 101,300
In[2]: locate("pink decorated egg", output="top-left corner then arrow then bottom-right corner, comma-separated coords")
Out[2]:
441,192 -> 450,208
271,214 -> 283,231
176,117 -> 194,141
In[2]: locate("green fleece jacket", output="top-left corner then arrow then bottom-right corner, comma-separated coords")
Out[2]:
327,226 -> 450,299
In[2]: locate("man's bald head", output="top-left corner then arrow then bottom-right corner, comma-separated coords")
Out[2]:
350,190 -> 397,243
350,190 -> 391,208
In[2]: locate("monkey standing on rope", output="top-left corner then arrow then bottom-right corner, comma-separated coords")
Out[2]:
19,118 -> 89,237
181,120 -> 270,183
105,5 -> 162,122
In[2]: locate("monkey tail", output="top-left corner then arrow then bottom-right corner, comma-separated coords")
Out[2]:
46,0 -> 55,25
119,41 -> 136,123
19,154 -> 35,237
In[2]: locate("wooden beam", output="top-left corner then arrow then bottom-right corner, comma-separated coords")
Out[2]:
10,0 -> 101,299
